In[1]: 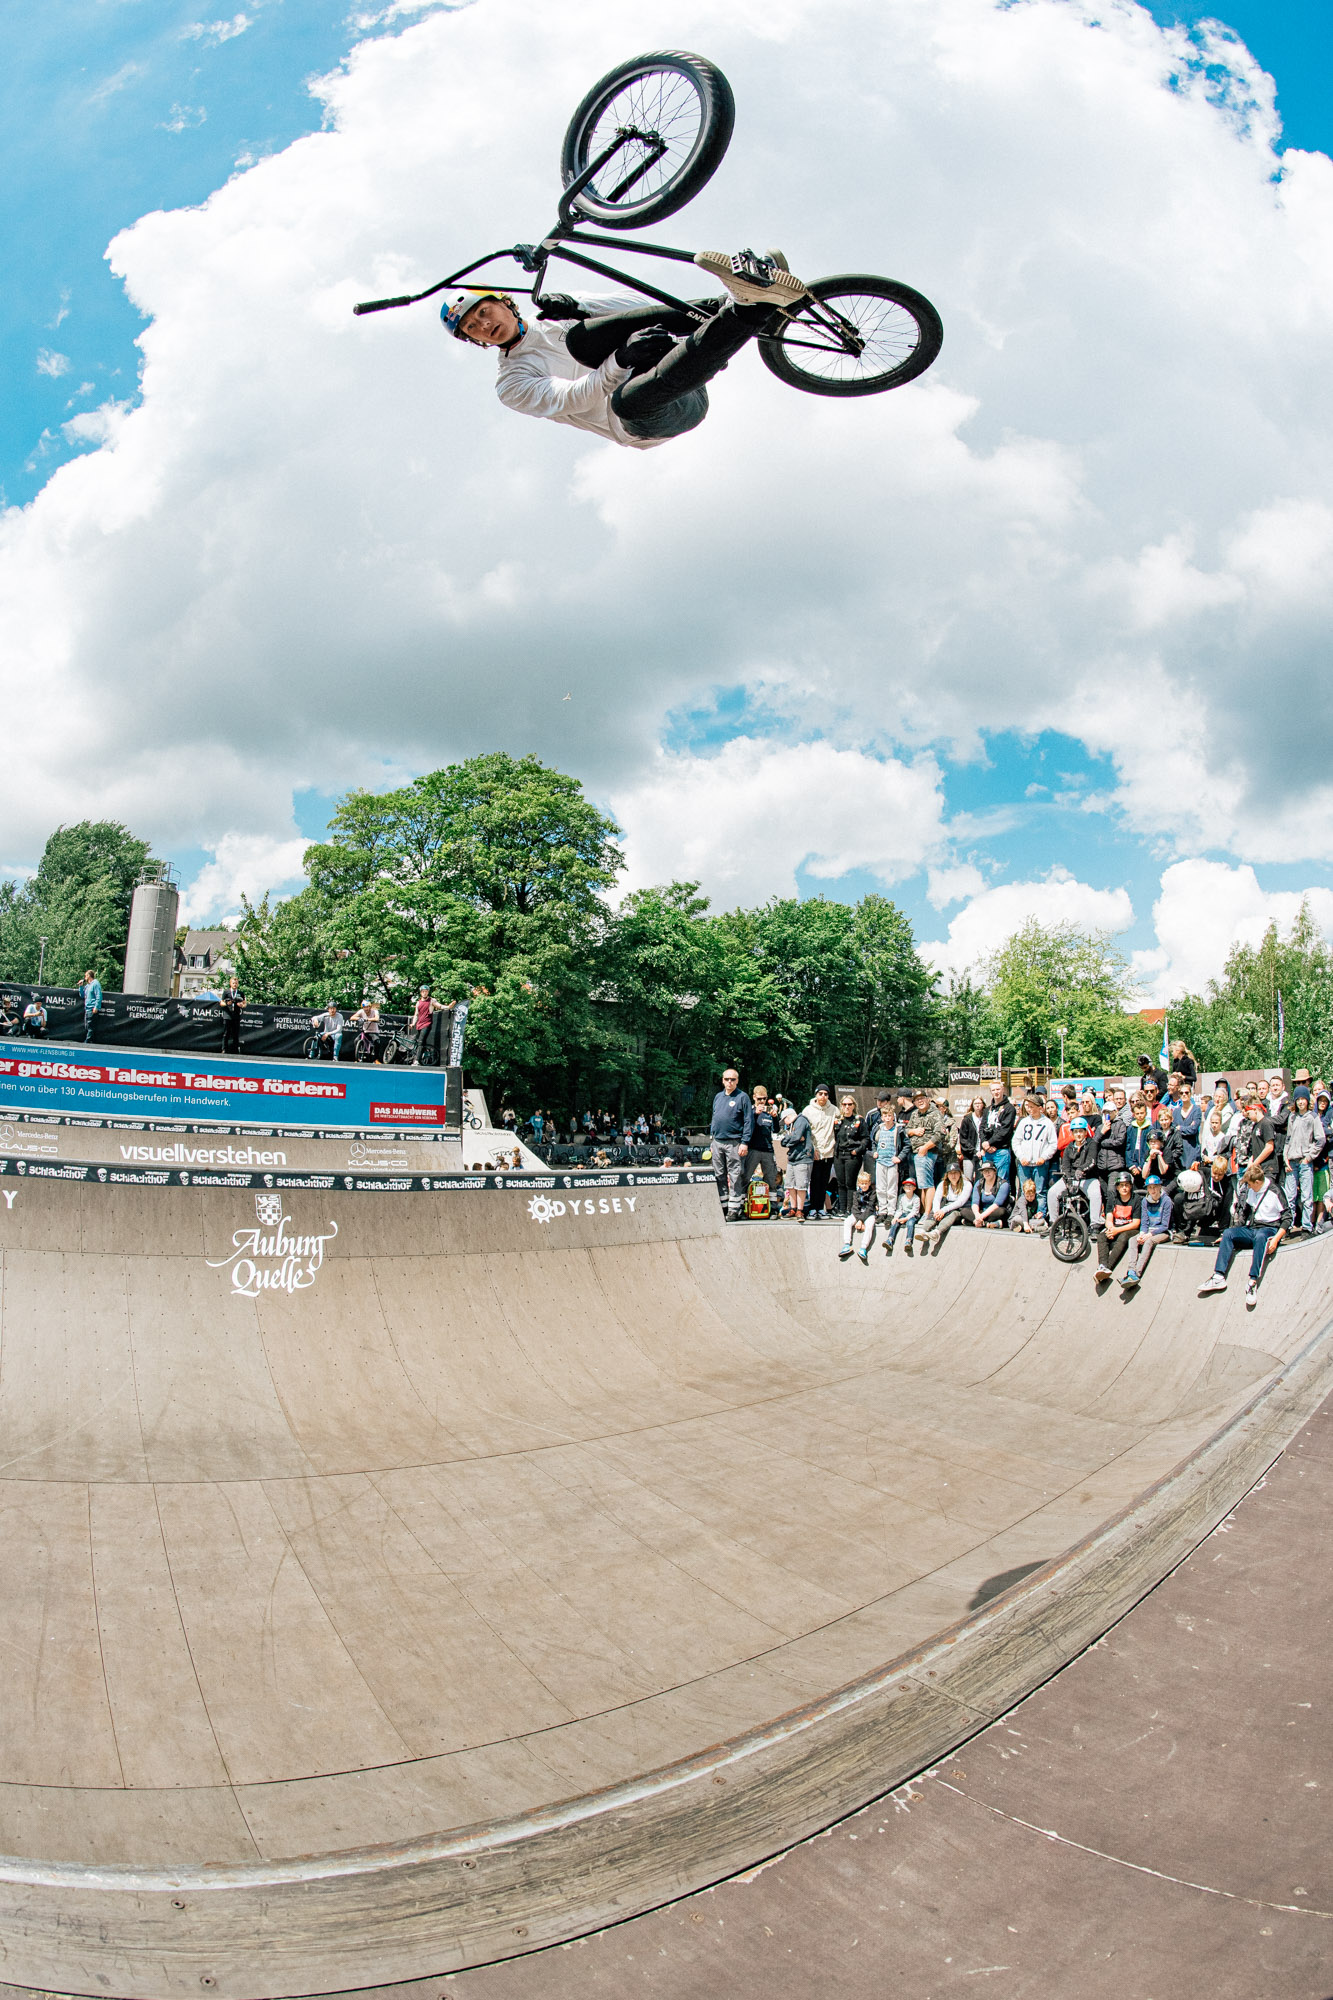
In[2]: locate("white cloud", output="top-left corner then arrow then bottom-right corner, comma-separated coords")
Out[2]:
182,15 -> 252,44
919,868 -> 1135,980
611,739 -> 946,907
179,833 -> 310,925
35,349 -> 69,378
89,62 -> 144,105
2,0 -> 1333,898
926,862 -> 987,909
162,104 -> 207,133
1132,858 -> 1333,1002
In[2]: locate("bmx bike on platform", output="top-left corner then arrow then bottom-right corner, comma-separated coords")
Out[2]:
353,50 -> 943,399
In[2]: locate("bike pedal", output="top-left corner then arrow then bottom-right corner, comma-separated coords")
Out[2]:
730,249 -> 778,287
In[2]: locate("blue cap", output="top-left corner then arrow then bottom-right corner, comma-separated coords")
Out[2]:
1145,1172 -> 1162,1186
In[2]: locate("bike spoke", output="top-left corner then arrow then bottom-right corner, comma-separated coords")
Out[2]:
777,295 -> 926,384
581,69 -> 704,207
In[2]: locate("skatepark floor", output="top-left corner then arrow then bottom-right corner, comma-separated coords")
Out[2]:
129,1388 -> 1325,2000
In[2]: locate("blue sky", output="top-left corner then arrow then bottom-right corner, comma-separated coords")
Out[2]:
4,0 -> 1332,1000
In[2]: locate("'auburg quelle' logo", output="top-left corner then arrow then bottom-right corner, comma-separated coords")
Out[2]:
208,1193 -> 338,1298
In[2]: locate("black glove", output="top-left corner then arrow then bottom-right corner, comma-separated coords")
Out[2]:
613,326 -> 678,371
535,294 -> 587,321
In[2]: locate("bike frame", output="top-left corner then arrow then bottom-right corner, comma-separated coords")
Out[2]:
353,130 -> 864,359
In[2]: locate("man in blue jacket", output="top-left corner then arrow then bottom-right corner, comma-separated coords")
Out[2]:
710,1066 -> 755,1222
80,969 -> 103,1044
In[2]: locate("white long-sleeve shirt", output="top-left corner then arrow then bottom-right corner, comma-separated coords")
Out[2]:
1012,1114 -> 1058,1167
494,296 -> 664,452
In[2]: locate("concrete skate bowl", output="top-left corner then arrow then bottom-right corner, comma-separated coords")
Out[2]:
0,1171 -> 1330,1999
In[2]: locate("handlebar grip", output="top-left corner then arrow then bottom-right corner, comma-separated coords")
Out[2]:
352,296 -> 413,315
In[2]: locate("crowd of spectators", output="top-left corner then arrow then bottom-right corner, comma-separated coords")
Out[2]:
502,1103 -> 702,1166
702,1043 -> 1332,1306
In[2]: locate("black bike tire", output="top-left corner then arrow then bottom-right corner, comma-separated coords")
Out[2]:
560,51 -> 735,230
1050,1214 -> 1091,1264
302,1035 -> 321,1061
758,275 -> 943,397
381,1040 -> 398,1066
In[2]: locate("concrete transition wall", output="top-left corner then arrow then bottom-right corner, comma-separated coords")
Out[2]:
0,1146 -> 1328,1997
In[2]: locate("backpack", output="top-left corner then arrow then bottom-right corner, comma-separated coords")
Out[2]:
745,1172 -> 771,1219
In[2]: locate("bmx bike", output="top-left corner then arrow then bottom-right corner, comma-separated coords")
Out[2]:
353,50 -> 943,399
1049,1184 -> 1094,1264
379,1025 -> 440,1067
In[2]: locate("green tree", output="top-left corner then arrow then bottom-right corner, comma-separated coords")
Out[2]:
934,972 -> 1002,1068
1169,903 -> 1333,1078
0,821 -> 153,987
984,918 -> 1142,1074
235,754 -> 624,1101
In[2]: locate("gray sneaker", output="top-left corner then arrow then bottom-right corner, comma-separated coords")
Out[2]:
694,248 -> 808,307
1197,1273 -> 1227,1297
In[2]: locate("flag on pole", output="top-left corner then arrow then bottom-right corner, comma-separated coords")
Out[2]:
1277,988 -> 1285,1055
1159,1012 -> 1170,1073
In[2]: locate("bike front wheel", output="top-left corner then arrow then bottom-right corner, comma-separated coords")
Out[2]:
1049,1213 -> 1091,1264
759,275 -> 943,397
561,51 -> 734,230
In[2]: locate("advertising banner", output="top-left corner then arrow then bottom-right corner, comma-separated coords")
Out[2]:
0,1042 -> 463,1133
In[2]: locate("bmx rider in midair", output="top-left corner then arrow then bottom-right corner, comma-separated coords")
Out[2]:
442,250 -> 808,449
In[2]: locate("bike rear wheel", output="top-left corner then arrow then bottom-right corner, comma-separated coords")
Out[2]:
1050,1212 -> 1091,1264
759,275 -> 943,397
561,51 -> 734,230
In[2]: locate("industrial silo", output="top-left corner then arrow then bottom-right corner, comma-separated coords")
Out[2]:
123,862 -> 179,997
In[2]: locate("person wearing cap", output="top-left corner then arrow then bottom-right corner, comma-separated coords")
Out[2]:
906,1087 -> 946,1216
918,1160 -> 973,1253
1198,1162 -> 1290,1306
1093,1173 -> 1142,1284
1146,1105 -> 1184,1213
884,1178 -> 922,1255
1137,1052 -> 1169,1098
979,1083 -> 1016,1185
803,1085 -> 839,1218
1283,1085 -> 1322,1235
971,1157 -> 1010,1229
1011,1092 -> 1059,1227
439,249 -> 810,452
779,1103 -> 814,1222
1048,1115 -> 1104,1227
1118,1173 -> 1173,1289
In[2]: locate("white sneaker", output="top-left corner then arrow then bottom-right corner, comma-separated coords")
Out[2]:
1093,1265 -> 1112,1282
1197,1273 -> 1227,1296
694,248 -> 808,307
1245,1280 -> 1258,1309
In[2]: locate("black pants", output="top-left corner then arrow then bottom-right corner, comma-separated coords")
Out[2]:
1096,1227 -> 1132,1271
565,300 -> 779,440
810,1157 -> 834,1214
833,1155 -> 863,1214
222,1018 -> 240,1055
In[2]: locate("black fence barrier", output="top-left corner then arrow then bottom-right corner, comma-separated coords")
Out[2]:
0,985 -> 455,1065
